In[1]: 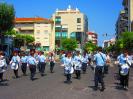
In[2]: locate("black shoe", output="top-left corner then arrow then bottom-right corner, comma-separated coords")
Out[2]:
23,74 -> 27,76
30,78 -> 34,81
16,76 -> 20,78
51,71 -> 54,73
41,74 -> 44,76
100,87 -> 105,92
93,87 -> 98,91
64,80 -> 72,84
67,81 -> 72,84
64,81 -> 68,83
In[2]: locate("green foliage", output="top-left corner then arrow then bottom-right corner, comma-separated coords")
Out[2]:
15,34 -> 35,44
104,32 -> 133,54
84,41 -> 97,52
14,34 -> 35,47
5,29 -> 16,35
62,38 -> 78,51
0,3 -> 15,33
24,35 -> 35,44
119,32 -> 133,51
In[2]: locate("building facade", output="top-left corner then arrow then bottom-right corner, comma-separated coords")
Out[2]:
51,5 -> 88,49
86,32 -> 98,45
116,0 -> 133,38
15,17 -> 54,51
103,38 -> 116,48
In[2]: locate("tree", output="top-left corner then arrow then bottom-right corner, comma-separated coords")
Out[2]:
114,32 -> 133,53
0,3 -> 15,37
14,34 -> 35,47
24,35 -> 35,44
5,29 -> 16,36
105,32 -> 133,55
62,38 -> 78,51
84,41 -> 97,52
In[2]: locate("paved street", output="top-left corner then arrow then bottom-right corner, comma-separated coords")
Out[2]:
0,61 -> 133,99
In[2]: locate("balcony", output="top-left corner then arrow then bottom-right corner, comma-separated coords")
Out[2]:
123,0 -> 128,6
20,27 -> 34,30
15,24 -> 34,30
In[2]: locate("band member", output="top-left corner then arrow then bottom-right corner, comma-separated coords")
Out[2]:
27,52 -> 37,80
10,51 -> 20,78
73,51 -> 82,79
81,52 -> 89,74
104,52 -> 111,74
38,51 -> 46,76
93,47 -> 106,91
0,51 -> 7,81
48,52 -> 55,73
34,51 -> 40,73
117,50 -> 131,90
64,52 -> 74,84
20,52 -> 28,76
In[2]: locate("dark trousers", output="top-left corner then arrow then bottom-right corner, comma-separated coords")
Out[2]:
94,66 -> 105,88
21,63 -> 27,75
66,74 -> 71,82
0,73 -> 3,80
14,69 -> 18,78
50,61 -> 55,73
120,74 -> 129,87
40,62 -> 46,75
29,65 -> 36,80
75,70 -> 81,79
37,63 -> 41,72
104,64 -> 109,74
82,63 -> 87,73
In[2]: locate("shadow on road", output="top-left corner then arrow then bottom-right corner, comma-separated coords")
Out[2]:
0,83 -> 9,86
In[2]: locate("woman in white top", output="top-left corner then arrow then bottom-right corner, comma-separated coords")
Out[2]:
64,52 -> 74,84
81,52 -> 89,74
27,51 -> 37,81
10,51 -> 20,78
48,52 -> 55,73
104,52 -> 111,74
73,51 -> 82,79
0,51 -> 7,81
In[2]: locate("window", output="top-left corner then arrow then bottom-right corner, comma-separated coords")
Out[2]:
77,25 -> 81,30
70,32 -> 76,38
44,37 -> 48,39
44,30 -> 48,33
36,30 -> 40,34
55,16 -> 61,24
44,30 -> 49,34
77,28 -> 81,30
62,32 -> 68,38
77,18 -> 81,23
36,37 -> 40,39
55,32 -> 61,37
55,27 -> 62,32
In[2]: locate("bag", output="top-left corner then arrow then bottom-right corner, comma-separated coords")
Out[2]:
75,65 -> 81,70
99,53 -> 106,66
120,64 -> 129,76
11,62 -> 18,70
0,59 -> 5,67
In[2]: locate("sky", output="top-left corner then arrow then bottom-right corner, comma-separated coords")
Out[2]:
2,0 -> 123,46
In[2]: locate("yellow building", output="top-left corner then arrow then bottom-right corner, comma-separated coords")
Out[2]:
52,5 -> 88,49
15,17 -> 54,51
